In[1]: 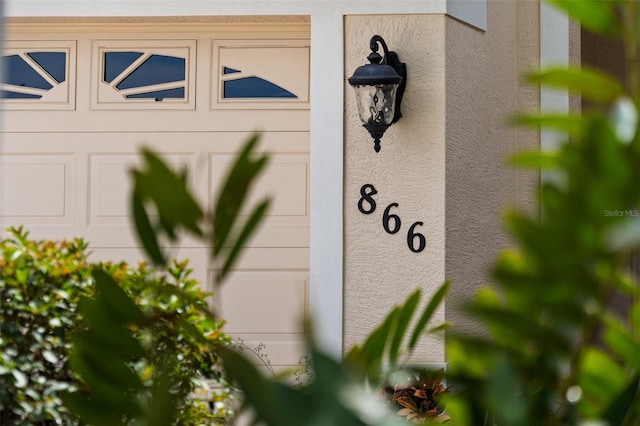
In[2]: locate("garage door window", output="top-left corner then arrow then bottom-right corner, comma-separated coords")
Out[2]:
222,66 -> 297,99
92,40 -> 196,110
104,52 -> 186,101
1,41 -> 75,109
212,39 -> 310,110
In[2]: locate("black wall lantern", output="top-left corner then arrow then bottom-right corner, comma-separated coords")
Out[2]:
348,35 -> 407,153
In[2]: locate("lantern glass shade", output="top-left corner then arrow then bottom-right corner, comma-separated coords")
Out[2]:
353,83 -> 399,126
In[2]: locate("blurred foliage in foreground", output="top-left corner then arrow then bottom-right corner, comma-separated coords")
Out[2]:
60,136 -> 271,426
444,1 -> 640,425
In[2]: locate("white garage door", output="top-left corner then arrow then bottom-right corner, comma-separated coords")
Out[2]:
1,22 -> 310,369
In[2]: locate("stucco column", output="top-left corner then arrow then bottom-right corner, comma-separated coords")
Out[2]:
344,15 -> 447,364
343,3 -> 540,364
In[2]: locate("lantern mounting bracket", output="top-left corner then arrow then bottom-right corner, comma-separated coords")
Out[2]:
369,35 -> 407,124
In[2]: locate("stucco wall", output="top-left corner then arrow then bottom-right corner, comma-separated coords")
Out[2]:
444,1 -> 540,336
343,1 -> 540,363
344,15 -> 447,363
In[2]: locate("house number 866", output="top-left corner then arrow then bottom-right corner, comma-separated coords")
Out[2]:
357,183 -> 426,253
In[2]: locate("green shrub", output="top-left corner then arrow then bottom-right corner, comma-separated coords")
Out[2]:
0,227 -> 92,425
101,259 -> 233,425
0,227 -> 231,425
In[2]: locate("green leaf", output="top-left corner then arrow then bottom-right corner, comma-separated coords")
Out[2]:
63,392 -> 124,426
603,318 -> 640,369
72,335 -> 142,393
213,134 -> 269,253
362,307 -> 399,377
528,66 -> 624,103
131,188 -> 165,266
469,304 -> 570,353
217,199 -> 270,283
509,150 -> 560,169
514,113 -> 588,136
78,298 -> 145,358
345,304 -> 405,384
408,281 -> 450,350
310,346 -> 379,425
219,346 -> 310,426
92,268 -> 143,324
426,322 -> 451,335
486,354 -> 528,424
633,301 -> 640,341
136,149 -> 204,237
130,148 -> 204,265
147,363 -> 178,426
601,374 -> 640,426
69,348 -> 142,417
580,348 -> 629,408
42,350 -> 59,365
16,268 -> 29,284
388,290 -> 421,365
548,0 -> 622,38
11,369 -> 28,388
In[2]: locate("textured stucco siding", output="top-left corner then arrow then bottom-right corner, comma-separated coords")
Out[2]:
343,1 -> 540,363
444,1 -> 539,336
344,15 -> 447,363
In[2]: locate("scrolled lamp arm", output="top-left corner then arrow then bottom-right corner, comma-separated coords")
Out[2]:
369,35 -> 390,62
367,35 -> 406,124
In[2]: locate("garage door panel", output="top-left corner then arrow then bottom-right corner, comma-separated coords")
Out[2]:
89,154 -> 138,224
88,152 -> 196,226
1,129 -> 309,154
217,271 -> 307,334
247,226 -> 309,247
1,133 -> 309,248
229,338 -> 307,369
224,338 -> 307,369
248,159 -> 308,217
212,266 -> 308,368
0,153 -> 75,224
3,24 -> 310,371
210,153 -> 309,248
89,247 -> 212,290
223,247 -> 309,271
2,109 -> 310,133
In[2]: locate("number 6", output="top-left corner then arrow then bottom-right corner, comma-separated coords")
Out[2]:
407,221 -> 426,253
382,203 -> 401,234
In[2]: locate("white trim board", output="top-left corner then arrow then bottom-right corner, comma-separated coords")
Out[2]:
6,1 -> 487,30
540,2 -> 570,153
539,2 -> 570,194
